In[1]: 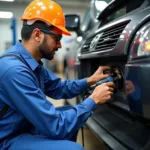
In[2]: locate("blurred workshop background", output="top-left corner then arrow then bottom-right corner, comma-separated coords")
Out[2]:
0,0 -> 110,149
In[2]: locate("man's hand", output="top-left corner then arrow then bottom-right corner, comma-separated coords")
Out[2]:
89,82 -> 115,104
87,66 -> 111,86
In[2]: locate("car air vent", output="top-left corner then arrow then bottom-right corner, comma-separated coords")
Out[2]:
81,21 -> 130,54
80,35 -> 95,54
95,22 -> 129,52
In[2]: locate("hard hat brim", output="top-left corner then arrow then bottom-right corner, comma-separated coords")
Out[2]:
58,26 -> 71,36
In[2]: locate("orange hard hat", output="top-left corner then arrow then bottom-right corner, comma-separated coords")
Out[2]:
20,0 -> 71,36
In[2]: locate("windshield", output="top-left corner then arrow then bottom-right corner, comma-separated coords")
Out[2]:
93,0 -> 112,16
80,0 -> 112,32
101,0 -> 145,24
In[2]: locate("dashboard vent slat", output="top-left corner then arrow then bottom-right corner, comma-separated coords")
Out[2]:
80,35 -> 95,53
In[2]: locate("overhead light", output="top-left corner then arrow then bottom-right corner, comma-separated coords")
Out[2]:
0,0 -> 14,1
0,11 -> 13,19
95,1 -> 108,12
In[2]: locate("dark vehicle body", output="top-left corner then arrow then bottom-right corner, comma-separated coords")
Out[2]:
75,0 -> 150,149
64,0 -> 111,106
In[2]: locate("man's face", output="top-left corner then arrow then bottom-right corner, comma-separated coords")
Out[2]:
38,27 -> 62,60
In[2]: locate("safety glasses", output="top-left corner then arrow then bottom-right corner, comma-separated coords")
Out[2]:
39,29 -> 62,43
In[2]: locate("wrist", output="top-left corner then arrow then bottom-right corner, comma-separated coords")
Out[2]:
87,76 -> 97,86
89,95 -> 98,104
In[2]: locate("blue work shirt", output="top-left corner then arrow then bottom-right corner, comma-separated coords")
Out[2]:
0,41 -> 96,148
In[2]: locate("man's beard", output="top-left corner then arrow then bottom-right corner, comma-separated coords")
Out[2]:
39,36 -> 54,60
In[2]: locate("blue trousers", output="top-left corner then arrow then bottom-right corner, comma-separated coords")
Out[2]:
4,106 -> 84,150
7,134 -> 84,150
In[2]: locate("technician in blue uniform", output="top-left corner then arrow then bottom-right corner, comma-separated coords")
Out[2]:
0,0 -> 115,150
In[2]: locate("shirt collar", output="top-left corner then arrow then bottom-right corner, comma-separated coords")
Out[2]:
15,41 -> 43,71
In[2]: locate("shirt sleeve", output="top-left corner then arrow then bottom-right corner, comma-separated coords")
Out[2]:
43,68 -> 89,99
1,65 -> 96,140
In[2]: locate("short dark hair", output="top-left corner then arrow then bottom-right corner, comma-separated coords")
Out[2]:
21,20 -> 54,41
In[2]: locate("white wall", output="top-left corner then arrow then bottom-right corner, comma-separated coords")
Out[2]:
0,2 -> 89,54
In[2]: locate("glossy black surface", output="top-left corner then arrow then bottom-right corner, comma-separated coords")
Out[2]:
126,58 -> 150,119
77,0 -> 150,118
76,0 -> 150,149
90,104 -> 150,150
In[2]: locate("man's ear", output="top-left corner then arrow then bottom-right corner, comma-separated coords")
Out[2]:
32,28 -> 42,42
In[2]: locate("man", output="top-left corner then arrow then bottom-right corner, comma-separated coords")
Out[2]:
0,0 -> 114,150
